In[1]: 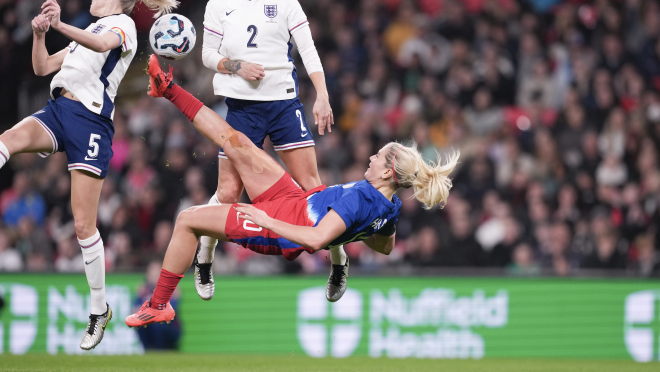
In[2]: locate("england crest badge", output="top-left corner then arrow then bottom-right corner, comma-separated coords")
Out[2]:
265,5 -> 277,18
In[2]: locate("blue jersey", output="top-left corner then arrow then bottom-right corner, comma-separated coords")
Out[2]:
306,180 -> 402,248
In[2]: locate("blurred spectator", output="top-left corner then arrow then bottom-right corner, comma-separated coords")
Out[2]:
0,230 -> 23,272
2,172 -> 46,227
582,231 -> 626,270
507,242 -> 540,276
54,237 -> 84,273
135,261 -> 181,349
405,226 -> 441,266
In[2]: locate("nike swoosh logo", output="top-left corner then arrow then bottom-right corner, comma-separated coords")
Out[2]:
301,132 -> 309,137
226,9 -> 236,16
84,157 -> 98,161
177,39 -> 189,53
85,256 -> 100,265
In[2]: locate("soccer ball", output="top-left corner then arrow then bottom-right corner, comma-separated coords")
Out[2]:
149,14 -> 196,60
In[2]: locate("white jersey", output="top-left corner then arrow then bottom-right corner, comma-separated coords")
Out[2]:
204,0 -> 312,101
50,14 -> 137,120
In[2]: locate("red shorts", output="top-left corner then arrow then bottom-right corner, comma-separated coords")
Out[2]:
224,173 -> 326,261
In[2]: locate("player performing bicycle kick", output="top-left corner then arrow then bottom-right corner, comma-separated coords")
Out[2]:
125,56 -> 459,327
195,0 -> 340,303
0,0 -> 175,350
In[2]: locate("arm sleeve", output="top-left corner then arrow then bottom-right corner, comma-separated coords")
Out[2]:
287,0 -> 309,33
291,23 -> 323,75
202,1 -> 225,72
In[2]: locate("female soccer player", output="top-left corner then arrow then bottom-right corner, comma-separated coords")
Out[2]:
195,0 -> 335,301
0,0 -> 175,350
125,58 -> 458,327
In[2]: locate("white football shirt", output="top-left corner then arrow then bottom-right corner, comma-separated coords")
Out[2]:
50,14 -> 137,120
204,0 -> 312,101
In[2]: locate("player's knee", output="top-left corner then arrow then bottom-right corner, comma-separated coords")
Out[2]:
223,132 -> 253,158
73,218 -> 96,239
0,128 -> 24,150
176,206 -> 198,228
216,185 -> 241,204
296,173 -> 322,192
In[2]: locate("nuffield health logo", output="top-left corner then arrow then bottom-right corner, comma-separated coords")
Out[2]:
297,287 -> 508,359
297,287 -> 362,358
625,290 -> 660,362
0,284 -> 38,354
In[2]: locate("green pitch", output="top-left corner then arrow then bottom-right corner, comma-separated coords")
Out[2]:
0,354 -> 655,372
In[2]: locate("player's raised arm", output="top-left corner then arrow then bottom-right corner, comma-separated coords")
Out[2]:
41,0 -> 121,53
288,1 -> 333,134
234,204 -> 347,252
31,14 -> 66,76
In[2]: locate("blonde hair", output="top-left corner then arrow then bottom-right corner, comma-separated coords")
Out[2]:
385,142 -> 459,209
121,0 -> 179,17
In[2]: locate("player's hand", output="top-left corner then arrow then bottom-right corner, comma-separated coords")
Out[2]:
235,203 -> 271,229
237,62 -> 265,81
41,0 -> 61,29
32,14 -> 50,35
313,95 -> 334,135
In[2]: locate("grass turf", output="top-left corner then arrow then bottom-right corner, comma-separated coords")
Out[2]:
0,354 -> 655,372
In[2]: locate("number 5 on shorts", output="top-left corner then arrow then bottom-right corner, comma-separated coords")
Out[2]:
87,134 -> 101,159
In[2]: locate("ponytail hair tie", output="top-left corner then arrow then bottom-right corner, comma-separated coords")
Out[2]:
392,145 -> 404,187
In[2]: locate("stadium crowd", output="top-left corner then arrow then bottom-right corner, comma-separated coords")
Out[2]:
0,0 -> 659,276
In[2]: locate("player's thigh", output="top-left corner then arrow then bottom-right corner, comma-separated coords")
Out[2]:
0,117 -> 55,154
278,146 -> 322,191
216,158 -> 244,203
70,170 -> 104,239
222,131 -> 286,200
177,204 -> 232,241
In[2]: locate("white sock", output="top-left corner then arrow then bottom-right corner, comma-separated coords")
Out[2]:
330,245 -> 347,265
197,194 -> 221,264
79,230 -> 106,315
0,140 -> 9,169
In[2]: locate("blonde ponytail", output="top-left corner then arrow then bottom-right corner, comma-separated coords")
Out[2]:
121,0 -> 179,18
386,142 -> 460,209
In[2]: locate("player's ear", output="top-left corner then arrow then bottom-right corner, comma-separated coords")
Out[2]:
382,167 -> 393,181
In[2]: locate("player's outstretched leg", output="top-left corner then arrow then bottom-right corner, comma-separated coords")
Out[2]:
146,55 -> 286,199
126,204 -> 234,328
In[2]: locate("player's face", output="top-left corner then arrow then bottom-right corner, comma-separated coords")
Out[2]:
365,146 -> 392,183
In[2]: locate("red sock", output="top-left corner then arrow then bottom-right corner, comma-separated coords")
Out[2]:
164,84 -> 204,122
150,268 -> 183,310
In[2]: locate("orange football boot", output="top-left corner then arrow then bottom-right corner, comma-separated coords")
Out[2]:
146,54 -> 173,98
125,300 -> 175,328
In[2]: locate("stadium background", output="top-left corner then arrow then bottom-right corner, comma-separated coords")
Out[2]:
0,0 -> 659,364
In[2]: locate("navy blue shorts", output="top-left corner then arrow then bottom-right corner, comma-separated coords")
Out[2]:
218,97 -> 315,159
31,98 -> 114,178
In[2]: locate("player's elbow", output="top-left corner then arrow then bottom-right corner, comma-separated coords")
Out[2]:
307,236 -> 329,252
33,67 -> 47,76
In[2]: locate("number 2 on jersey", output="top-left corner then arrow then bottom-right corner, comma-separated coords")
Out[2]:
247,25 -> 258,48
296,110 -> 307,134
